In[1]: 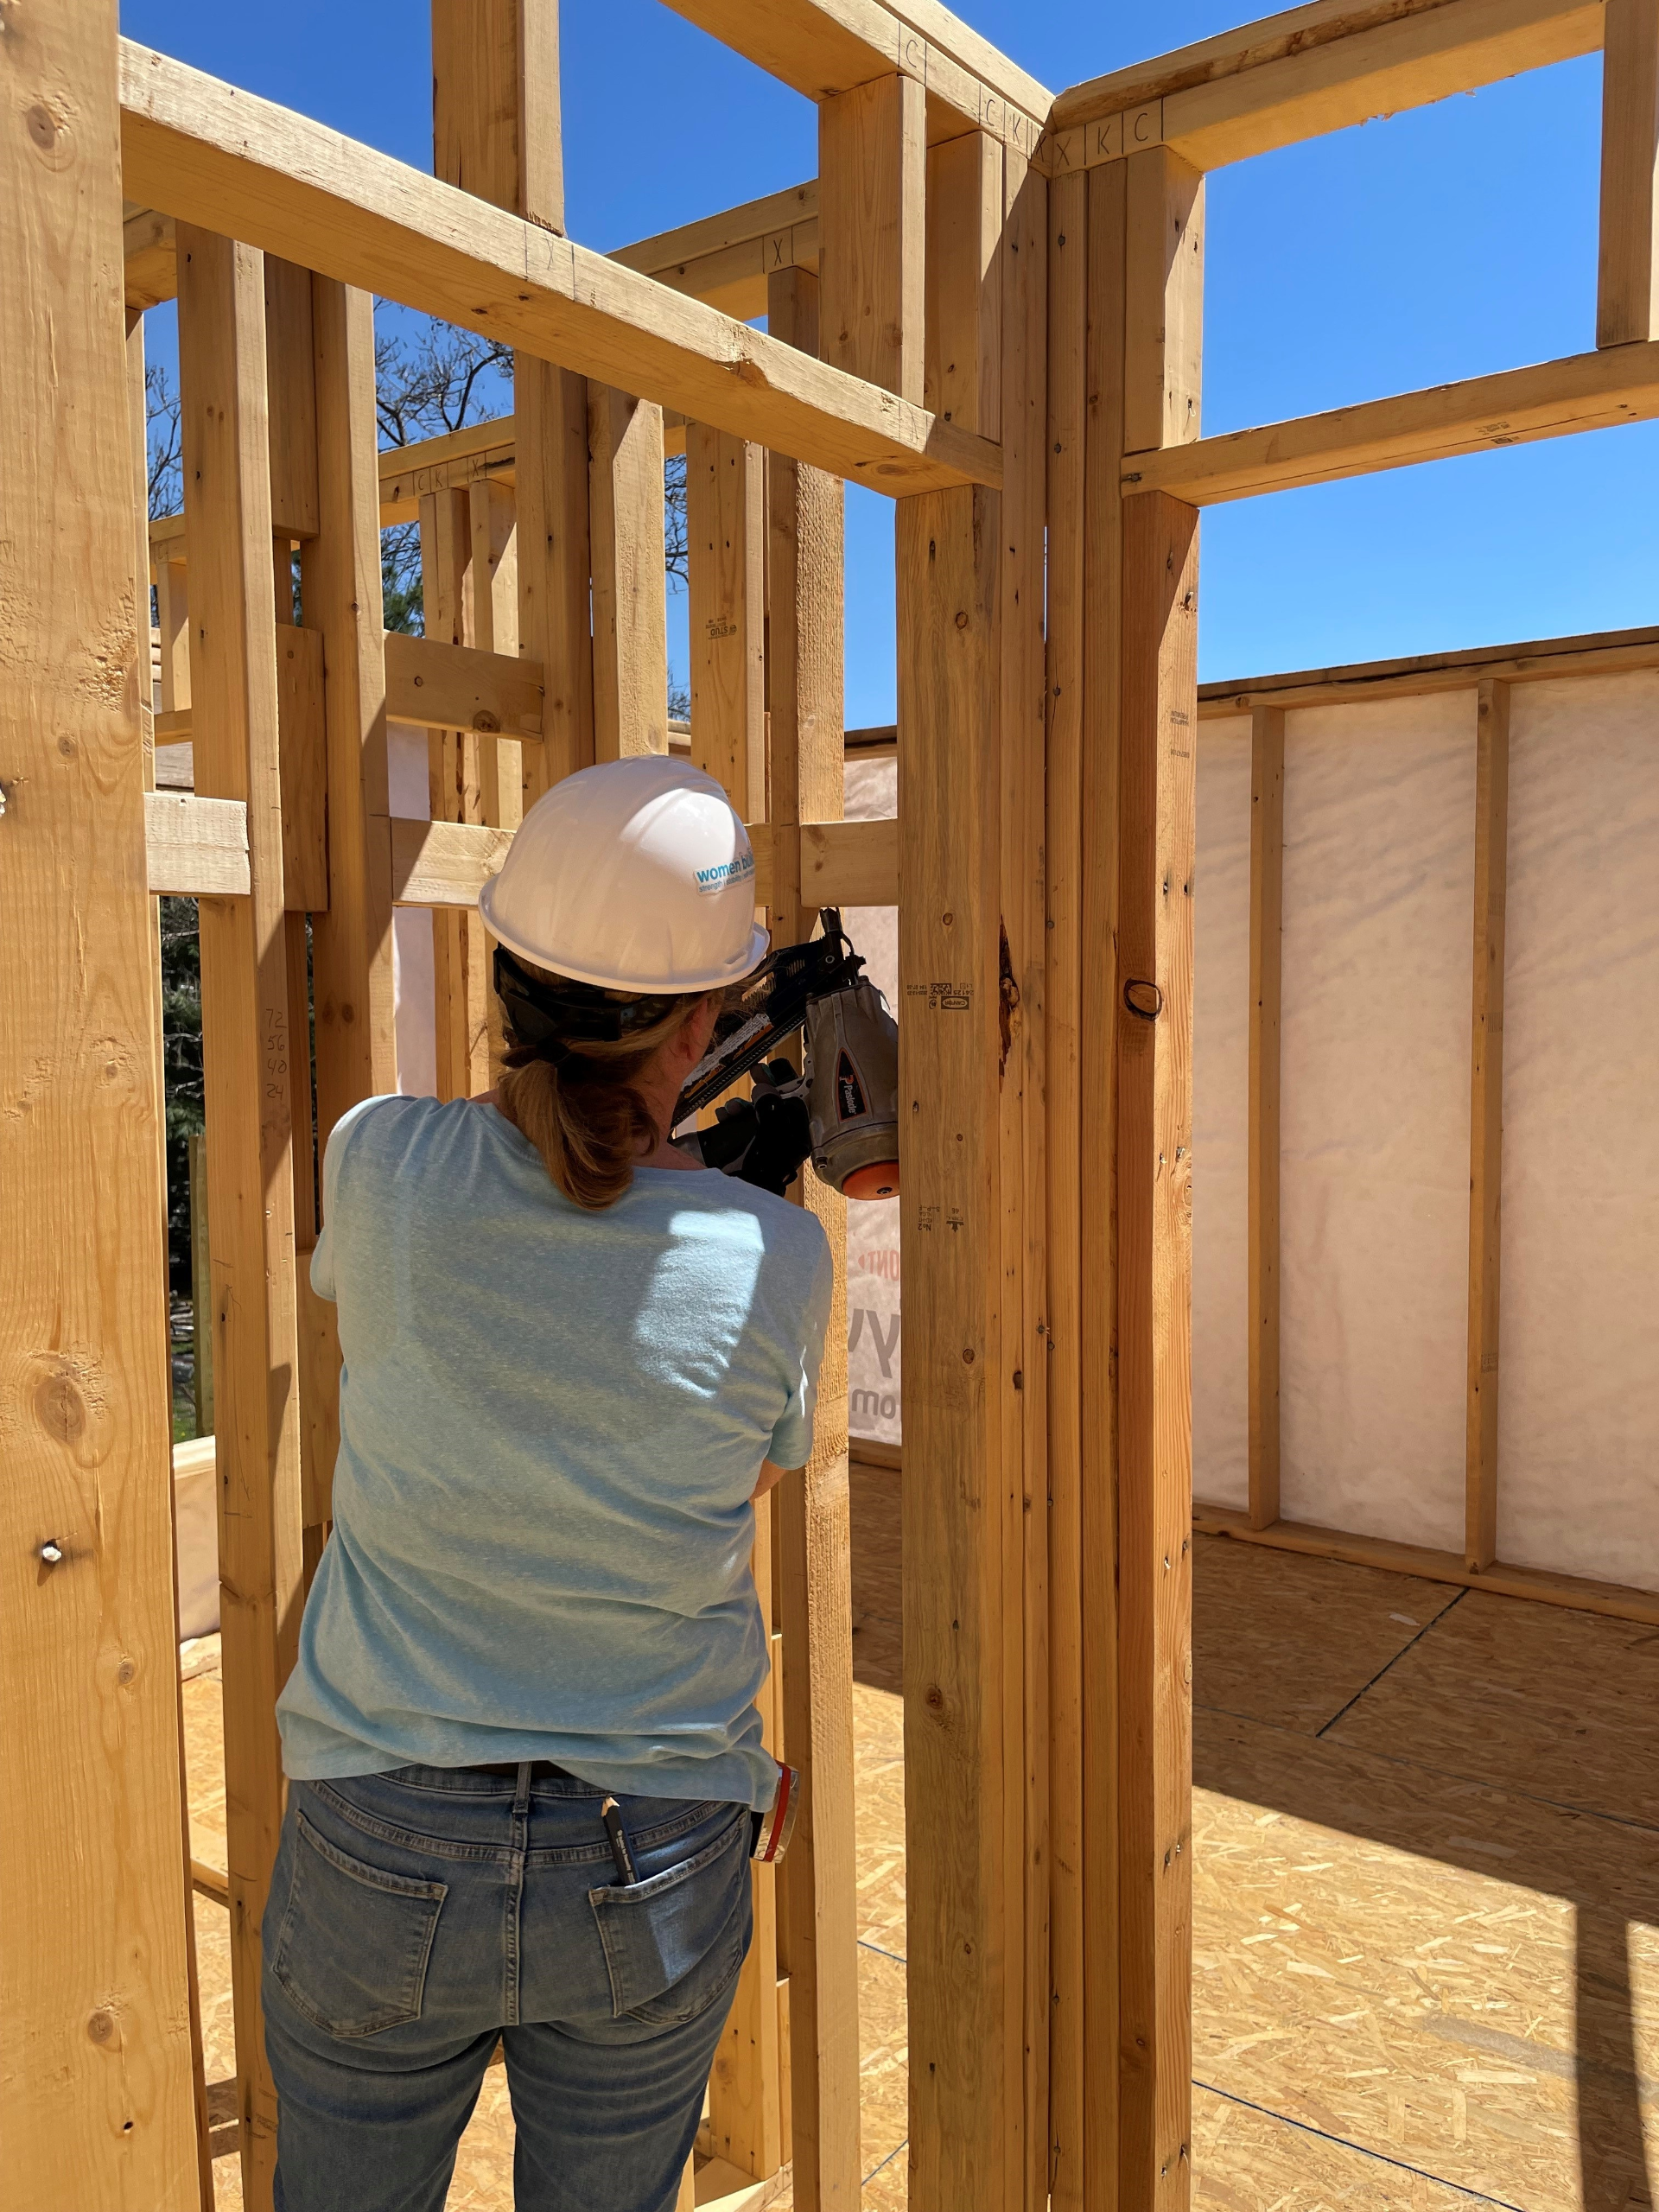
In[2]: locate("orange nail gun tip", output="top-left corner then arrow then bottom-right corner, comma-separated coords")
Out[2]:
842,1161 -> 900,1202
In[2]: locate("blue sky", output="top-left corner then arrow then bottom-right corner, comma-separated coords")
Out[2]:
124,2 -> 1657,717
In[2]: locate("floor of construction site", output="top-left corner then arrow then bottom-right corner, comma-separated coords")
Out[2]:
183,1469 -> 1659,2210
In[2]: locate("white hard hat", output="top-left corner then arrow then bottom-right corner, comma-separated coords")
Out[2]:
478,755 -> 769,992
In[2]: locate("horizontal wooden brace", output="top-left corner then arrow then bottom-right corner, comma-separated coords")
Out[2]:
144,789 -> 250,896
385,815 -> 899,912
119,43 -> 1000,497
1122,339 -> 1659,500
131,181 -> 823,322
154,631 -> 544,748
1194,1502 -> 1659,1630
1052,0 -> 1601,167
752,817 -> 899,908
390,816 -> 514,907
384,632 -> 544,740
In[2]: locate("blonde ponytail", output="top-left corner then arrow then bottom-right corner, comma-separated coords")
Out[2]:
493,957 -> 703,1211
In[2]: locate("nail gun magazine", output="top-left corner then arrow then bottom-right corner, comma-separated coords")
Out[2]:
670,909 -> 899,1203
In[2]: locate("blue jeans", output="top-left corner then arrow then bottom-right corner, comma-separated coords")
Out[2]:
261,1764 -> 753,2211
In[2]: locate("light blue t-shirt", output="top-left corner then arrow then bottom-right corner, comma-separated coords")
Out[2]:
276,1095 -> 832,1808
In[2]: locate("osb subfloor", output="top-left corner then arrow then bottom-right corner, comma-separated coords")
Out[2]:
185,1478 -> 1659,2209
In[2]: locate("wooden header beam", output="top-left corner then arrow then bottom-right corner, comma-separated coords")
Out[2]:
611,181 -> 820,321
1122,339 -> 1659,505
119,42 -> 1000,497
655,0 -> 1052,156
1051,0 -> 1600,169
1198,620 -> 1659,712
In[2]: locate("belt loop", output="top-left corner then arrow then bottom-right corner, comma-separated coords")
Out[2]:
513,1760 -> 532,1815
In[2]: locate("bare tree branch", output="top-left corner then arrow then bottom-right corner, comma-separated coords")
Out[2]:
147,363 -> 181,519
374,311 -> 514,448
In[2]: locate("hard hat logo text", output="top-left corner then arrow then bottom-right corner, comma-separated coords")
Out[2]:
694,851 -> 756,896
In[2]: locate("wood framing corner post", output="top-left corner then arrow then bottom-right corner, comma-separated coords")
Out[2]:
897,483 -> 1023,2212
1116,489 -> 1198,2212
1,3 -> 202,2201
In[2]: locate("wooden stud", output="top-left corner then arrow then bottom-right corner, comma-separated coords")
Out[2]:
818,73 -> 927,402
1114,491 -> 1198,2212
896,481 -> 1020,2212
0,33 -> 203,2171
468,477 -> 521,661
1043,160 -> 1088,2212
467,474 -> 522,1080
189,1129 -> 215,1434
685,407 -> 776,2182
1465,678 -> 1510,1572
925,131 -> 1003,437
767,261 -> 861,2212
1122,148 -> 1204,455
137,292 -> 217,2212
688,425 -> 766,817
1079,155 -> 1128,2212
1247,706 -> 1284,1532
706,1497 -> 785,2183
589,386 -> 670,760
1113,124 -> 1205,2212
177,222 -> 308,2210
421,486 -> 487,1103
276,626 -> 330,913
263,255 -> 320,538
303,276 -> 397,1145
428,0 -> 584,816
998,139 -> 1051,2212
469,475 -> 523,830
433,0 -> 562,232
156,556 -> 192,711
133,272 -> 218,2212
516,362 -> 594,797
296,276 -> 393,1567
1598,0 -> 1659,344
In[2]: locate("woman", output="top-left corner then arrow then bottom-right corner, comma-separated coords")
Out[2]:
264,755 -> 832,2212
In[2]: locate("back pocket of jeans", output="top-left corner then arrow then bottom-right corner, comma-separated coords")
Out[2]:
588,1807 -> 751,2024
270,1811 -> 448,2038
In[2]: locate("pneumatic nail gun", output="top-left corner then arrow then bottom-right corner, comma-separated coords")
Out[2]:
671,910 -> 900,1201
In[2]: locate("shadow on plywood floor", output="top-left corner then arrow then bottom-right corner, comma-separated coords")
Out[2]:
846,1460 -> 1659,2210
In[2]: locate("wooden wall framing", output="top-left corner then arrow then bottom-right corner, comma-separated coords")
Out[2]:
15,0 -> 1659,2205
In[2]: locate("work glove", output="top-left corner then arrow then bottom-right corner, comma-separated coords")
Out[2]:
696,1062 -> 813,1195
